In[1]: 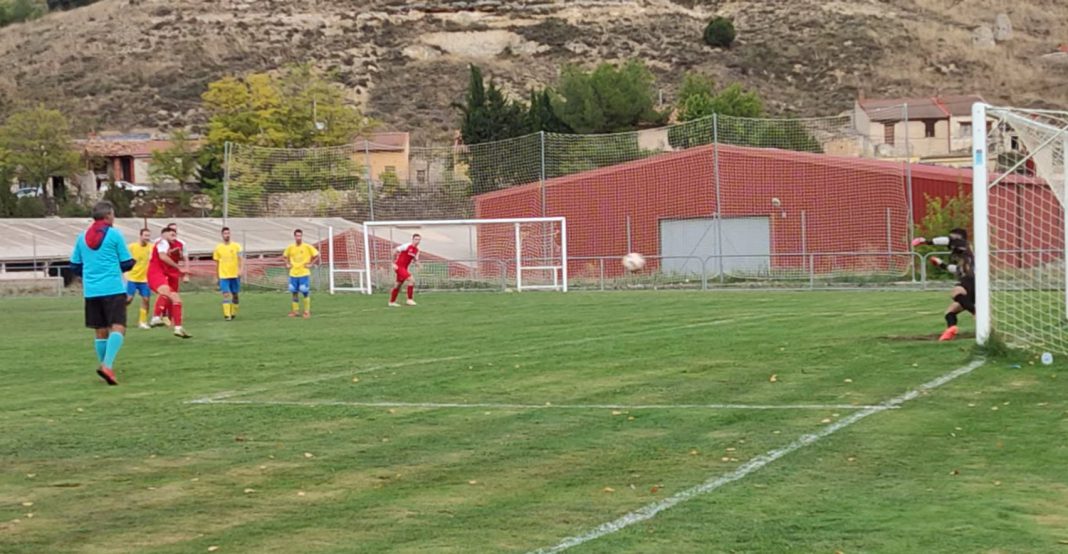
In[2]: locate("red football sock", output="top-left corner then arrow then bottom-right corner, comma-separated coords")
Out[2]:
406,285 -> 414,300
171,303 -> 183,326
390,287 -> 400,302
154,295 -> 170,317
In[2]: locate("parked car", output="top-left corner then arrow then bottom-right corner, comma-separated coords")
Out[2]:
14,186 -> 42,198
99,181 -> 150,197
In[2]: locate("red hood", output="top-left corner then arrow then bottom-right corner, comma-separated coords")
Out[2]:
85,221 -> 111,250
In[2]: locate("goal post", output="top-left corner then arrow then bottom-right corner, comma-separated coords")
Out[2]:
973,103 -> 1068,352
327,217 -> 568,294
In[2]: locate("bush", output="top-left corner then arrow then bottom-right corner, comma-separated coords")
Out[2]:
14,196 -> 45,217
59,199 -> 91,217
102,184 -> 133,217
379,168 -> 404,197
0,185 -> 16,217
914,187 -> 972,279
703,17 -> 736,48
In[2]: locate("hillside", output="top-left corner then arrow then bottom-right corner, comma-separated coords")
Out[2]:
0,0 -> 1065,140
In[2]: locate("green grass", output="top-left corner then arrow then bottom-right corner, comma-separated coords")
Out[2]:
1,291 -> 1066,553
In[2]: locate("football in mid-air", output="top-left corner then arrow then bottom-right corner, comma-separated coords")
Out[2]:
622,252 -> 646,272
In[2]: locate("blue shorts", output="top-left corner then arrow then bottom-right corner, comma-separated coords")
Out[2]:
288,276 -> 311,295
126,281 -> 151,298
219,278 -> 241,294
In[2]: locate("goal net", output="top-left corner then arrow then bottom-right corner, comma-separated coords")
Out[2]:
974,104 -> 1068,353
327,217 -> 567,294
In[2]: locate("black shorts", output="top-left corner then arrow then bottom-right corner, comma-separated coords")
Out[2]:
85,293 -> 128,329
959,277 -> 975,297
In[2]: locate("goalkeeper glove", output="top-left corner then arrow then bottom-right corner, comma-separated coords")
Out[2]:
911,237 -> 927,247
929,256 -> 944,267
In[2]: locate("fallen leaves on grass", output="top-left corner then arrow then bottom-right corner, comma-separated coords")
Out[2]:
603,487 -> 615,493
769,374 -> 778,383
303,452 -> 314,459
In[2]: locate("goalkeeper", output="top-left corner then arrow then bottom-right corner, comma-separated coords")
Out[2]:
913,228 -> 974,341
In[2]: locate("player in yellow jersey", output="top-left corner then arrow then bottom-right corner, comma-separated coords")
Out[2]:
283,229 -> 319,319
212,227 -> 244,321
125,228 -> 153,329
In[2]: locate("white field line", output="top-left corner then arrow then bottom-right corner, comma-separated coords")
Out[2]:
528,358 -> 986,554
186,305 -> 923,405
188,398 -> 892,411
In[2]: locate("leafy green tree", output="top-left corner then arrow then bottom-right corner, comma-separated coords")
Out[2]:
379,167 -> 403,197
455,65 -> 532,194
149,130 -> 199,187
1,0 -> 46,27
526,89 -> 571,134
0,147 -> 15,216
0,105 -> 81,212
676,72 -> 715,107
676,76 -> 763,123
456,65 -> 527,145
555,60 -> 665,133
200,65 -> 370,206
102,180 -> 133,217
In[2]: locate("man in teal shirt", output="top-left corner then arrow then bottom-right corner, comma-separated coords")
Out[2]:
70,201 -> 134,385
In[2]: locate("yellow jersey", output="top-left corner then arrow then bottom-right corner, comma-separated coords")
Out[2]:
126,241 -> 152,282
284,243 -> 319,278
212,241 -> 243,279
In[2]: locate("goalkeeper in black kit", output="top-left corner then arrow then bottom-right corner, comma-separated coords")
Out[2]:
913,228 -> 975,341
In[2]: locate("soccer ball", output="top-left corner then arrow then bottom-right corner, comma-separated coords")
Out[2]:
622,252 -> 646,272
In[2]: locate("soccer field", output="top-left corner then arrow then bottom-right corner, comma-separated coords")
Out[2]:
1,291 -> 1066,553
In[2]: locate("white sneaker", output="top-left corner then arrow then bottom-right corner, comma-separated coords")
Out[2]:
173,326 -> 191,339
139,322 -> 151,330
388,302 -> 400,307
149,316 -> 164,328
406,299 -> 417,306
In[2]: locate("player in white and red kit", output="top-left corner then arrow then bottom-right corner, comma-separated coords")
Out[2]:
147,226 -> 191,338
389,233 -> 421,307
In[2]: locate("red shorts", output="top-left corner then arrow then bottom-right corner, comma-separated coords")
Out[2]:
395,268 -> 411,283
149,271 -> 181,293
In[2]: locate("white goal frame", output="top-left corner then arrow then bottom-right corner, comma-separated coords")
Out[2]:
972,102 -> 1068,347
329,217 -> 568,294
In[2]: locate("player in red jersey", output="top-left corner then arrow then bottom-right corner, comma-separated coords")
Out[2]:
389,233 -> 420,307
147,226 -> 191,338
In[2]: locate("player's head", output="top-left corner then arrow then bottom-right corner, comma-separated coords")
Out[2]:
91,200 -> 115,225
161,225 -> 176,240
949,228 -> 969,252
294,229 -> 303,244
167,223 -> 178,236
139,228 -> 151,243
221,226 -> 231,242
412,233 -> 421,246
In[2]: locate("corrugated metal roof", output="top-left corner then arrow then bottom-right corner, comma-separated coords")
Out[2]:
0,217 -> 362,262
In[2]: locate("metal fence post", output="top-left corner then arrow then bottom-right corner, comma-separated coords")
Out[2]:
599,257 -> 605,291
713,112 -> 725,280
903,103 -> 915,282
222,141 -> 231,224
364,140 -> 375,221
539,131 -> 547,218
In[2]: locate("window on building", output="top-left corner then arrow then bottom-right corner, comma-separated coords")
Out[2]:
924,120 -> 937,138
1011,135 -> 1021,151
416,169 -> 427,184
958,121 -> 972,138
884,122 -> 896,146
384,165 -> 397,174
